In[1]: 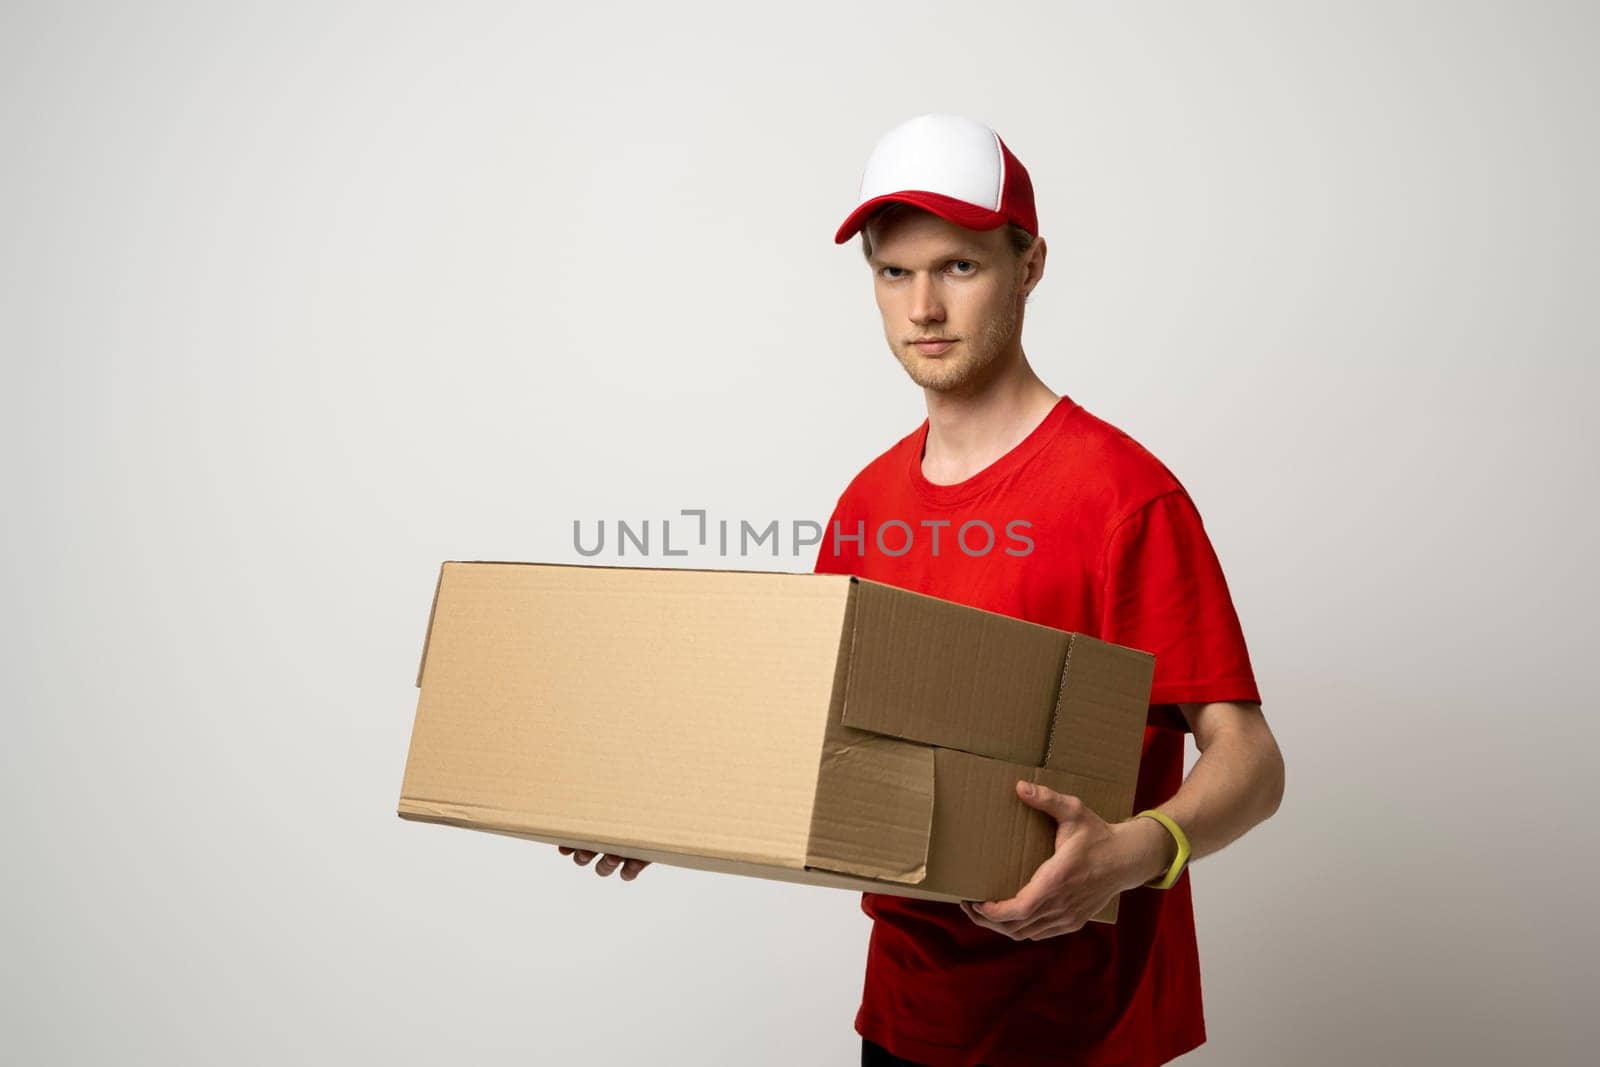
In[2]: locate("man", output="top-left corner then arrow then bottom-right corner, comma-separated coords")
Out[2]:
562,113 -> 1286,1067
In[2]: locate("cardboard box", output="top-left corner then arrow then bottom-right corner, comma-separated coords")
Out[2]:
398,561 -> 1155,924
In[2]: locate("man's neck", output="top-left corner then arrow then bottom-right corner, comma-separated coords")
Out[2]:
921,361 -> 1060,486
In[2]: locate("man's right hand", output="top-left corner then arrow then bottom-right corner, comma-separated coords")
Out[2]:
558,845 -> 651,880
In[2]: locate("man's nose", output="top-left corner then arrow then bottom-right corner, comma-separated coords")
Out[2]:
910,274 -> 945,324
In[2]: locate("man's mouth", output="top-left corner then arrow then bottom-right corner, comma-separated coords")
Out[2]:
912,338 -> 957,354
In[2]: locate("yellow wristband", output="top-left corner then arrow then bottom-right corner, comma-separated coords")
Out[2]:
1135,809 -> 1191,890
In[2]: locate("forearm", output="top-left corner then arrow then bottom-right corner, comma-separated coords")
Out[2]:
1116,722 -> 1285,888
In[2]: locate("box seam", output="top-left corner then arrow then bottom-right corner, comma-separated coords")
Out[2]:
1042,633 -> 1076,766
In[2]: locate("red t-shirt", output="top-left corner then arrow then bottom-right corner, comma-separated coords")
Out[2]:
812,393 -> 1262,1067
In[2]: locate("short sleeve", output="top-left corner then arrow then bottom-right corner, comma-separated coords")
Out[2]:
1098,489 -> 1262,724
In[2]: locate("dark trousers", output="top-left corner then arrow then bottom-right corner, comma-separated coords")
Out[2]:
861,1037 -> 932,1067
862,1037 -> 997,1067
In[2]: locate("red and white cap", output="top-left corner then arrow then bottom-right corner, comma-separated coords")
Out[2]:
833,113 -> 1038,245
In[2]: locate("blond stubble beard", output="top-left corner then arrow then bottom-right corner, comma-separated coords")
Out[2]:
891,268 -> 1023,395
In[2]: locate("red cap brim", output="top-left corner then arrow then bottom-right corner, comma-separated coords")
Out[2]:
833,190 -> 1011,245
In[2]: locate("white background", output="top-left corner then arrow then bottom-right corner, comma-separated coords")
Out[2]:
2,2 -> 1594,1064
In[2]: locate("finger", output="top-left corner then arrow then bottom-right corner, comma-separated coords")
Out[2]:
961,901 -> 1010,931
558,846 -> 573,855
1013,912 -> 1075,940
961,901 -> 1027,940
595,854 -> 624,877
572,849 -> 596,866
620,859 -> 651,881
1016,780 -> 1083,823
974,877 -> 1049,925
986,840 -> 1083,922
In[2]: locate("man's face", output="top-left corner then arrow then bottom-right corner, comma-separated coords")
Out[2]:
866,209 -> 1028,395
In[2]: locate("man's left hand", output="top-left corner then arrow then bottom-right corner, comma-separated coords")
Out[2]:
959,780 -> 1149,940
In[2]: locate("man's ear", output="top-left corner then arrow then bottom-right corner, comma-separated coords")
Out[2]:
1022,236 -> 1047,297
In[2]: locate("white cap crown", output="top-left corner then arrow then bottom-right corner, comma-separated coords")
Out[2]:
858,113 -> 1005,210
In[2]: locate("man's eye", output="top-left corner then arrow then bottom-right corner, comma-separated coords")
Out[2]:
880,267 -> 906,279
950,260 -> 976,274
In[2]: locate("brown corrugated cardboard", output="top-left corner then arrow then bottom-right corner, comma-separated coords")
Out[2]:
398,561 -> 1155,924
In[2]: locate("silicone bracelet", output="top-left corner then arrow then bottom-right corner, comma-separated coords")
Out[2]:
1135,809 -> 1191,890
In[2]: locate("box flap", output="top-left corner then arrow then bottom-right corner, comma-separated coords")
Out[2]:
804,724 -> 934,884
1034,764 -> 1134,924
919,748 -> 1061,902
1044,633 -> 1155,783
838,578 -> 1068,764
1036,766 -> 1138,826
920,750 -> 1130,922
